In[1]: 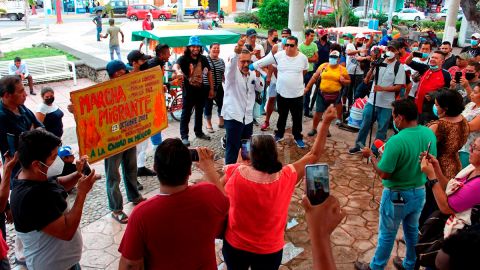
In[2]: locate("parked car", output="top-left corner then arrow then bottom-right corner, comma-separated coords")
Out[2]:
93,0 -> 127,17
166,3 -> 202,18
352,6 -> 378,18
0,0 -> 24,20
36,0 -> 43,8
307,4 -> 334,16
430,8 -> 463,21
392,8 -> 425,21
127,4 -> 171,21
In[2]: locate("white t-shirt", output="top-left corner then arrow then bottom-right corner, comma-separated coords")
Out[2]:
36,103 -> 59,115
367,60 -> 406,108
407,58 -> 429,98
274,51 -> 308,98
250,43 -> 265,62
346,43 -> 366,75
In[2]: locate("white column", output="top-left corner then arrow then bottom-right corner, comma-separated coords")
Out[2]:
386,0 -> 395,26
442,0 -> 461,43
176,0 -> 184,22
288,0 -> 305,41
44,0 -> 53,15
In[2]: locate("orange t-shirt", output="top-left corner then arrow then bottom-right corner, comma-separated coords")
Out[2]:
224,164 -> 298,254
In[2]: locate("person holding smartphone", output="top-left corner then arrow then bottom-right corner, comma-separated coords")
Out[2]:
354,99 -> 437,270
215,105 -> 336,270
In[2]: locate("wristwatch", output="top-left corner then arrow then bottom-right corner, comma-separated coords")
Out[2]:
426,178 -> 439,189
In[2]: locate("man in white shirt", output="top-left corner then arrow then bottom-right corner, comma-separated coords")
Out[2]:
222,37 -> 263,165
8,57 -> 35,95
252,36 -> 309,148
406,41 -> 431,99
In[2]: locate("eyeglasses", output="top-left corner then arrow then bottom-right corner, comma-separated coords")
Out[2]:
469,143 -> 480,153
284,43 -> 296,48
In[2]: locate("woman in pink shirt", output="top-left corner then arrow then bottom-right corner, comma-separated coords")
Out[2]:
219,105 -> 337,270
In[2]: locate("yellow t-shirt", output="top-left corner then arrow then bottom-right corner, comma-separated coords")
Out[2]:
317,63 -> 349,93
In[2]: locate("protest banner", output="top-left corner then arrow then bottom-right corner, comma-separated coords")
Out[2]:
70,67 -> 167,163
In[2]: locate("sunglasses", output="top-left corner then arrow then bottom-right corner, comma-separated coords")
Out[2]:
284,43 -> 296,48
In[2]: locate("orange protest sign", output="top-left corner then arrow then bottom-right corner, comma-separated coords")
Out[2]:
70,67 -> 168,163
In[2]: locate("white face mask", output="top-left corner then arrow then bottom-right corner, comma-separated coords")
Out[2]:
386,51 -> 395,59
40,156 -> 65,178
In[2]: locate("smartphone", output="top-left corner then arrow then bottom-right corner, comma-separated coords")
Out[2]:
425,141 -> 432,157
455,71 -> 462,83
305,164 -> 330,205
6,133 -> 16,156
240,139 -> 250,160
189,149 -> 199,162
412,51 -> 423,58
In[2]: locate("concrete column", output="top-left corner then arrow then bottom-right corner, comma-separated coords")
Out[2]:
386,0 -> 395,26
176,0 -> 184,21
288,0 -> 305,41
442,0 -> 460,44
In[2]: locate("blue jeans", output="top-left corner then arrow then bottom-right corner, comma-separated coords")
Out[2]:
355,103 -> 391,150
96,27 -> 102,41
370,187 -> 426,270
224,119 -> 253,165
104,146 -> 141,211
109,45 -> 121,61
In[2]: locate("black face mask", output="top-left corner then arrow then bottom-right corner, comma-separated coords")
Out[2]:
272,37 -> 279,43
321,35 -> 328,41
356,42 -> 363,48
44,97 -> 54,105
466,72 -> 476,81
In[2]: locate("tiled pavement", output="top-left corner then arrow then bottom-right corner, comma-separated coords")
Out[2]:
8,78 -> 406,269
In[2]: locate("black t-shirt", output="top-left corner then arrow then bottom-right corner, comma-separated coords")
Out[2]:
145,57 -> 166,70
461,46 -> 480,58
443,54 -> 457,70
313,40 -> 331,71
11,178 -> 67,233
176,54 -> 211,89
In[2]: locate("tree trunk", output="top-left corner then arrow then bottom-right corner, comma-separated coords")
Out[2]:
56,0 -> 63,23
247,0 -> 253,12
460,0 -> 480,28
32,4 -> 37,15
443,0 -> 461,43
288,0 -> 305,40
176,0 -> 184,22
24,0 -> 30,29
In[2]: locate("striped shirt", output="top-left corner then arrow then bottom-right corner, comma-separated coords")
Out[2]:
202,56 -> 225,87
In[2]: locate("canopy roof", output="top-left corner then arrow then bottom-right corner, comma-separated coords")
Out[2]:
131,29 -> 241,47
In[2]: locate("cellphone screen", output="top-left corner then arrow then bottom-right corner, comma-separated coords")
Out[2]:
413,51 -> 423,58
189,149 -> 199,162
241,139 -> 250,160
6,133 -> 16,155
305,164 -> 330,205
455,71 -> 462,83
425,141 -> 432,157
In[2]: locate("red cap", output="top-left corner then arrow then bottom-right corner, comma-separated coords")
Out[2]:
374,139 -> 385,153
317,29 -> 328,36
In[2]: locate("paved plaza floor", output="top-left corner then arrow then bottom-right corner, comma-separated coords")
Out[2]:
4,77 -> 407,270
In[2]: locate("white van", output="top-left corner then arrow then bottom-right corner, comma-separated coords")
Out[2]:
0,0 -> 25,21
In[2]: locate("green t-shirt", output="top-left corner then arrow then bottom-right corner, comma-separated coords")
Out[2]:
377,125 -> 437,190
107,26 -> 121,46
299,42 -> 317,72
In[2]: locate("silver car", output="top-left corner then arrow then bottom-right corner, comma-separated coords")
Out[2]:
430,8 -> 463,21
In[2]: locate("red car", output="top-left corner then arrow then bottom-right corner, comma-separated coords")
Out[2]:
127,4 -> 172,21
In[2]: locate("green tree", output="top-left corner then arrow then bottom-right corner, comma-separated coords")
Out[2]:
329,0 -> 350,27
257,0 -> 289,30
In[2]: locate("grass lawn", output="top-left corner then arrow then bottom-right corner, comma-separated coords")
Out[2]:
225,25 -> 269,36
1,47 -> 78,61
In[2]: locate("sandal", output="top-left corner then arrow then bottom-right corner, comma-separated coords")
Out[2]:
111,211 -> 128,224
206,127 -> 214,133
218,124 -> 224,128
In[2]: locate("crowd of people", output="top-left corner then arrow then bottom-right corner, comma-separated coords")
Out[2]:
1,22 -> 480,270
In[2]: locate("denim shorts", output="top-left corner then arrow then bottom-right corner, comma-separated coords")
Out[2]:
267,83 -> 277,98
315,91 -> 341,113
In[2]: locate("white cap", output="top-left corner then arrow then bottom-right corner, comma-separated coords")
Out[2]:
356,33 -> 366,39
472,33 -> 480,39
329,50 -> 340,58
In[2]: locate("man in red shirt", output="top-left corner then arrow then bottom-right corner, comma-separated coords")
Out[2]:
405,50 -> 451,124
139,14 -> 154,52
118,139 -> 229,270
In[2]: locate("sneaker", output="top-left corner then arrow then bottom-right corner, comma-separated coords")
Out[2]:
221,136 -> 226,150
137,167 -> 156,177
137,181 -> 144,191
295,139 -> 306,148
274,135 -> 284,143
182,138 -> 190,146
353,261 -> 371,270
348,147 -> 361,155
196,133 -> 211,140
261,121 -> 270,131
29,91 -> 36,95
392,257 -> 406,270
307,130 -> 317,137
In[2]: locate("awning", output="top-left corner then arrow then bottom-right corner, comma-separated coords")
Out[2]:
131,29 -> 241,47
323,26 -> 382,36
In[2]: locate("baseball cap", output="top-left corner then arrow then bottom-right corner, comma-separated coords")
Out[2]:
342,33 -> 354,40
457,52 -> 473,60
106,60 -> 127,78
471,33 -> 480,39
317,29 -> 328,36
58,146 -> 74,158
387,40 -> 402,51
246,28 -> 257,37
356,33 -> 366,39
281,28 -> 292,35
329,50 -> 340,58
127,50 -> 149,65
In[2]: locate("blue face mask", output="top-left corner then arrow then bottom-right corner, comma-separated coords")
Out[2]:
429,65 -> 439,70
393,118 -> 400,132
433,104 -> 438,117
472,39 -> 479,46
329,57 -> 338,65
411,47 -> 419,52
281,38 -> 287,45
